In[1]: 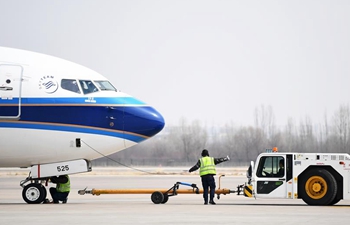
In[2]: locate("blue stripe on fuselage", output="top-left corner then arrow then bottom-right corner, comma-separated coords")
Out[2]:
0,121 -> 146,142
0,97 -> 164,139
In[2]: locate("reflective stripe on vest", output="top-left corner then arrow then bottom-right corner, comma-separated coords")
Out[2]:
57,175 -> 70,193
199,157 -> 216,176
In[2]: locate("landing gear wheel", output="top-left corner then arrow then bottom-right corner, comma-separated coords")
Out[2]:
22,183 -> 47,204
299,169 -> 337,205
161,193 -> 169,204
151,191 -> 164,204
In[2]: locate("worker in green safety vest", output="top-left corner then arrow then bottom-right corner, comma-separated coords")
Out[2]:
189,149 -> 230,205
44,175 -> 70,204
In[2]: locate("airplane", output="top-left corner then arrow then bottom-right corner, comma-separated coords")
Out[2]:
0,46 -> 165,204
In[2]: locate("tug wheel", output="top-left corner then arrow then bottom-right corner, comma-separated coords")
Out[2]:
299,169 -> 337,205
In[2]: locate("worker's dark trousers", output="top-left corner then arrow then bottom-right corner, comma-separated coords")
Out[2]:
50,187 -> 69,203
201,175 -> 216,203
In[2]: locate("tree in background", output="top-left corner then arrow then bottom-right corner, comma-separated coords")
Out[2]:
331,105 -> 350,152
177,118 -> 208,162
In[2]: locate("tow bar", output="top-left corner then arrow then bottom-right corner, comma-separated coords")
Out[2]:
78,175 -> 245,204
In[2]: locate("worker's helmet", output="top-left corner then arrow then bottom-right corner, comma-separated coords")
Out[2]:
201,149 -> 209,157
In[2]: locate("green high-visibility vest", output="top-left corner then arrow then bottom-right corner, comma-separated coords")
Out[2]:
199,157 -> 216,176
57,175 -> 70,193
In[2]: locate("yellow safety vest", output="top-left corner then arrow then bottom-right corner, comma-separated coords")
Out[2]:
199,157 -> 216,176
56,175 -> 70,193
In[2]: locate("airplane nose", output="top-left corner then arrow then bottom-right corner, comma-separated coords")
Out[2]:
123,106 -> 165,138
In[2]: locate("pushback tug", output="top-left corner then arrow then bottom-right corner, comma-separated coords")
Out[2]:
80,147 -> 350,206
244,147 -> 350,205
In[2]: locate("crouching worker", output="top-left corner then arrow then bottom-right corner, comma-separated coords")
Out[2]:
44,175 -> 70,204
189,149 -> 230,205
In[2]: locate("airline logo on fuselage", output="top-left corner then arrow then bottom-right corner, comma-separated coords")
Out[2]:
39,75 -> 58,93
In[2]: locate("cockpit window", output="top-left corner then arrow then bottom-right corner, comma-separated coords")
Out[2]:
79,80 -> 98,94
61,79 -> 81,94
94,80 -> 117,91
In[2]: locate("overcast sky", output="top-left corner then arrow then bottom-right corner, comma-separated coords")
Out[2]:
0,0 -> 349,127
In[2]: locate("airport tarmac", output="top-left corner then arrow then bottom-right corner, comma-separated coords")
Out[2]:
0,167 -> 350,225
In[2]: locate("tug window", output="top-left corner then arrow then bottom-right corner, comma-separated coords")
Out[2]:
256,156 -> 284,178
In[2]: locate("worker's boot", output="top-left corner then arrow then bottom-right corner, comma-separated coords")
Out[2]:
62,199 -> 68,204
43,199 -> 53,204
209,200 -> 216,205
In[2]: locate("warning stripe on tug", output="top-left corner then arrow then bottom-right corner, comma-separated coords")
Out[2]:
244,185 -> 253,197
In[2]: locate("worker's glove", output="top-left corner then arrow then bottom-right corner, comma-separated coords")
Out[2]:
225,156 -> 230,161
